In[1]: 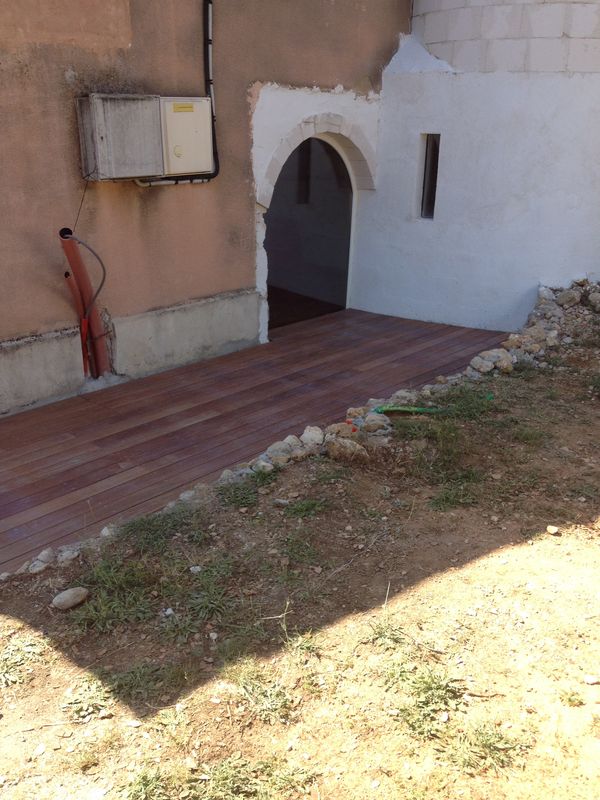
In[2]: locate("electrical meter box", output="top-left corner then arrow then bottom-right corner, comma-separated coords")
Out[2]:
161,97 -> 214,176
76,93 -> 214,181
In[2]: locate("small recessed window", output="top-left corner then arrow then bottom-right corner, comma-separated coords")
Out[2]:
421,133 -> 440,219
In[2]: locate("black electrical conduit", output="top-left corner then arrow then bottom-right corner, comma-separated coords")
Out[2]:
138,0 -> 219,186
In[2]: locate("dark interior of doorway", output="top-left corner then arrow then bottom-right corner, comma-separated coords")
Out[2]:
265,138 -> 352,330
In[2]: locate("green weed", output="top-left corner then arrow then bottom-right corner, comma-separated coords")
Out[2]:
442,384 -> 498,420
398,668 -> 465,739
218,480 -> 258,508
121,506 -> 209,553
284,499 -> 327,518
62,677 -> 111,722
283,532 -> 317,564
443,723 -> 530,774
70,558 -> 154,632
560,690 -> 584,707
0,634 -> 46,688
222,658 -> 293,724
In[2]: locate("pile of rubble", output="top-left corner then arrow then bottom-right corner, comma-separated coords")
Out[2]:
465,279 -> 600,379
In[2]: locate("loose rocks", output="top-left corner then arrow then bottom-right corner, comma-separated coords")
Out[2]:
52,587 -> 90,611
326,438 -> 369,464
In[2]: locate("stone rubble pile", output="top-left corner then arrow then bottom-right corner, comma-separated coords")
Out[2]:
4,279 -> 599,583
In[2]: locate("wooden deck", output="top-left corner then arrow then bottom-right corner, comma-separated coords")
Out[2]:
0,310 -> 505,572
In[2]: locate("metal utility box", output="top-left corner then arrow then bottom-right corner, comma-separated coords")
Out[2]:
76,93 -> 214,181
77,95 -> 163,180
161,97 -> 214,176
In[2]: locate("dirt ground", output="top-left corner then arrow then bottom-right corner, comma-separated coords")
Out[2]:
1,341 -> 599,799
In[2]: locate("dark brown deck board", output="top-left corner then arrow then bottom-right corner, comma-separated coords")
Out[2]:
0,311 -> 505,571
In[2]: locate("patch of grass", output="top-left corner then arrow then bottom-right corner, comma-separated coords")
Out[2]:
511,362 -> 538,381
560,690 -> 584,707
283,532 -> 317,564
411,420 -> 466,484
568,483 -> 600,501
283,630 -> 321,659
589,374 -> 600,396
222,658 -> 293,724
430,470 -> 481,510
70,558 -> 155,632
367,616 -> 410,651
252,467 -> 280,488
443,723 -> 530,774
123,769 -> 173,800
510,425 -> 545,446
128,755 -> 315,799
397,668 -> 465,739
106,662 -> 201,705
62,677 -> 111,722
121,506 -> 209,553
314,463 -> 349,484
217,480 -> 258,509
284,499 -> 327,518
393,418 -> 432,440
442,384 -> 498,420
74,727 -> 122,773
0,634 -> 46,688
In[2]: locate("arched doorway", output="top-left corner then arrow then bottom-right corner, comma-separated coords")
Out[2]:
264,138 -> 353,330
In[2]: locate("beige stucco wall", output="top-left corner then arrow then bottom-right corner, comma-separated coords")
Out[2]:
0,0 -> 408,345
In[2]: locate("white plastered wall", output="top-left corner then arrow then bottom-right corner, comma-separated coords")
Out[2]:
252,83 -> 379,341
349,34 -> 600,331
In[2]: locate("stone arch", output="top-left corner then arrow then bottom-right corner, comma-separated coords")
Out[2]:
256,113 -> 376,210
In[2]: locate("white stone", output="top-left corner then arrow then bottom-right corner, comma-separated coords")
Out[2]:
56,546 -> 81,565
52,587 -> 90,611
588,292 -> 600,312
266,440 -> 293,458
470,356 -> 494,373
28,560 -> 50,574
283,435 -> 302,449
0,572 -> 10,581
300,426 -> 324,447
253,459 -> 274,474
538,286 -> 555,302
35,547 -> 55,564
326,438 -> 370,463
363,412 -> 391,432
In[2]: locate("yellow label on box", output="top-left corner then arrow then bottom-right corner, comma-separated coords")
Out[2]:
173,102 -> 194,113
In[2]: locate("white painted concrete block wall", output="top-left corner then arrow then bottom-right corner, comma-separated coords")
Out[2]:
347,37 -> 600,331
413,0 -> 600,73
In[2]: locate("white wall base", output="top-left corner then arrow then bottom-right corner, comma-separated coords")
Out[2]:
0,328 -> 84,415
112,290 -> 261,378
1,290 -> 261,415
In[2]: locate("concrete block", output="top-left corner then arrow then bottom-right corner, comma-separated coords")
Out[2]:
447,7 -> 483,42
414,0 -> 442,14
521,4 -> 566,39
0,328 -> 83,415
566,3 -> 600,38
453,39 -> 487,72
411,14 -> 426,43
567,38 -> 600,72
112,291 -> 261,378
424,10 -> 450,44
428,42 -> 454,64
481,5 -> 523,40
484,38 -> 527,72
528,37 -> 568,72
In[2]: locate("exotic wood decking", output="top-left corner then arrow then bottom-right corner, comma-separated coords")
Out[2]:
0,310 -> 505,572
